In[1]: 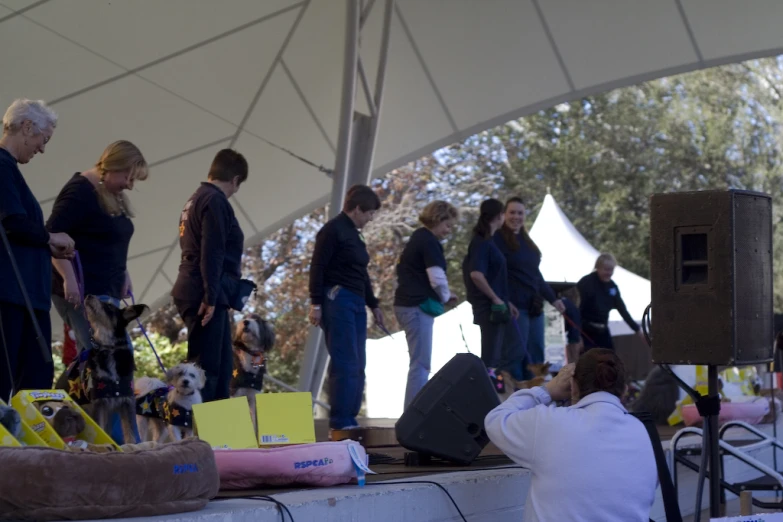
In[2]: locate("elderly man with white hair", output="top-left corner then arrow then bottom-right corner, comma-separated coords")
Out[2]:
0,98 -> 75,402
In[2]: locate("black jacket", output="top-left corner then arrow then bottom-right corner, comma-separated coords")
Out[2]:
309,212 -> 378,308
171,183 -> 243,306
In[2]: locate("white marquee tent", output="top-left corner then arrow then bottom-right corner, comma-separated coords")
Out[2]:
365,194 -> 651,417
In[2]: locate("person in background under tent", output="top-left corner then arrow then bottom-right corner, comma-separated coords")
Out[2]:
394,200 -> 459,409
576,253 -> 646,351
172,148 -> 248,403
308,184 -> 385,431
494,197 -> 565,385
463,198 -> 518,394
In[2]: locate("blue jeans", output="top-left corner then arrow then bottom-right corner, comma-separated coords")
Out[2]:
321,286 -> 367,429
52,294 -> 140,444
394,306 -> 435,409
502,310 -> 545,381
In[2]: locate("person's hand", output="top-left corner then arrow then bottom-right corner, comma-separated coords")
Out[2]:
309,305 -> 322,327
63,276 -> 81,308
509,302 -> 520,320
446,295 -> 458,307
50,244 -> 75,259
198,302 -> 215,327
121,272 -> 133,299
372,308 -> 385,330
637,328 -> 649,346
49,232 -> 74,252
553,299 -> 566,314
491,296 -> 504,306
545,363 -> 575,401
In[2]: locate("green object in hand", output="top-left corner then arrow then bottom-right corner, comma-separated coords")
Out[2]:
490,303 -> 510,324
419,298 -> 445,317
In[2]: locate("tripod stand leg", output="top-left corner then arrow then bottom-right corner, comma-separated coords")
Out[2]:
708,366 -> 722,517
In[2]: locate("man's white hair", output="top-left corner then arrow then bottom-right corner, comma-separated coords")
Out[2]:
2,98 -> 58,135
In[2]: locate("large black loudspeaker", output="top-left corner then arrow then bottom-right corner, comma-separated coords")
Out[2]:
395,353 -> 500,465
650,189 -> 773,365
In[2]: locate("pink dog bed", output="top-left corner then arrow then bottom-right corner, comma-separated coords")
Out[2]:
681,398 -> 770,427
215,440 -> 369,490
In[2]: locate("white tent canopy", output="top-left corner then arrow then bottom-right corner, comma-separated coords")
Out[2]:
2,0 -> 783,331
529,194 -> 651,336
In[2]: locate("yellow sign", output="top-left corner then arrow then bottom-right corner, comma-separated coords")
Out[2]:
11,390 -> 120,451
256,392 -> 316,446
192,397 -> 257,450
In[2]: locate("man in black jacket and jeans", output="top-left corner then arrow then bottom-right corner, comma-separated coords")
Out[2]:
172,149 -> 248,403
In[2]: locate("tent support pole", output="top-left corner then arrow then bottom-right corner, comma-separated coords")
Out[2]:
298,0 -> 395,418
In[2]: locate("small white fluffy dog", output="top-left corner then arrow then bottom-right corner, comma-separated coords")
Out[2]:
135,362 -> 205,443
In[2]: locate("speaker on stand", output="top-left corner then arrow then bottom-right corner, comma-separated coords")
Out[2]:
649,189 -> 774,519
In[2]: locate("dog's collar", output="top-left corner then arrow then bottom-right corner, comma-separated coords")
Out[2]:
234,341 -> 265,367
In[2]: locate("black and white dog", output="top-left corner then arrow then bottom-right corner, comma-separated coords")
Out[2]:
59,296 -> 148,444
231,314 -> 275,434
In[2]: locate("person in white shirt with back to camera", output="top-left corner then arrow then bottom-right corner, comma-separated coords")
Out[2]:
485,348 -> 658,522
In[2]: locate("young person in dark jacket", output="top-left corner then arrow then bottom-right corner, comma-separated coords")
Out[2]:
0,98 -> 74,402
308,184 -> 385,430
494,197 -> 565,384
172,149 -> 248,403
394,200 -> 458,408
463,198 -> 518,394
577,253 -> 646,351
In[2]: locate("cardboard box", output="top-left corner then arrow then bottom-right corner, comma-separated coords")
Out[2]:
11,390 -> 121,451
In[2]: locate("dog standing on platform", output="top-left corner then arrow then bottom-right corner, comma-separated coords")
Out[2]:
231,314 -> 275,436
59,296 -> 148,444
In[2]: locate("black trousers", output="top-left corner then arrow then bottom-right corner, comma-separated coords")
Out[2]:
476,315 -> 505,369
175,300 -> 232,403
0,301 -> 53,402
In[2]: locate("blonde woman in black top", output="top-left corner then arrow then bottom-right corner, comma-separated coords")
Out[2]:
394,201 -> 458,408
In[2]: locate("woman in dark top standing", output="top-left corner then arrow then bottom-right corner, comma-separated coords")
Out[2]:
308,184 -> 385,431
494,197 -> 565,383
48,141 -> 149,356
0,98 -> 74,402
394,201 -> 458,408
463,198 -> 517,393
172,149 -> 248,403
577,253 -> 646,351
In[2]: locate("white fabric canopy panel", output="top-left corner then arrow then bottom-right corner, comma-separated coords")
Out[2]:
1,0 -> 783,335
529,194 -> 652,336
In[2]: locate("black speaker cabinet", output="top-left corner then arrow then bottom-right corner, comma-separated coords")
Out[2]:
649,189 -> 773,366
395,353 -> 500,465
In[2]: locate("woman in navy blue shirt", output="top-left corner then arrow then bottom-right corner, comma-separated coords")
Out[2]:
0,98 -> 73,402
494,197 -> 565,384
394,201 -> 458,408
463,198 -> 518,393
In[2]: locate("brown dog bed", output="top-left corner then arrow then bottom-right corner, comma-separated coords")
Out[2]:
0,439 -> 219,521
